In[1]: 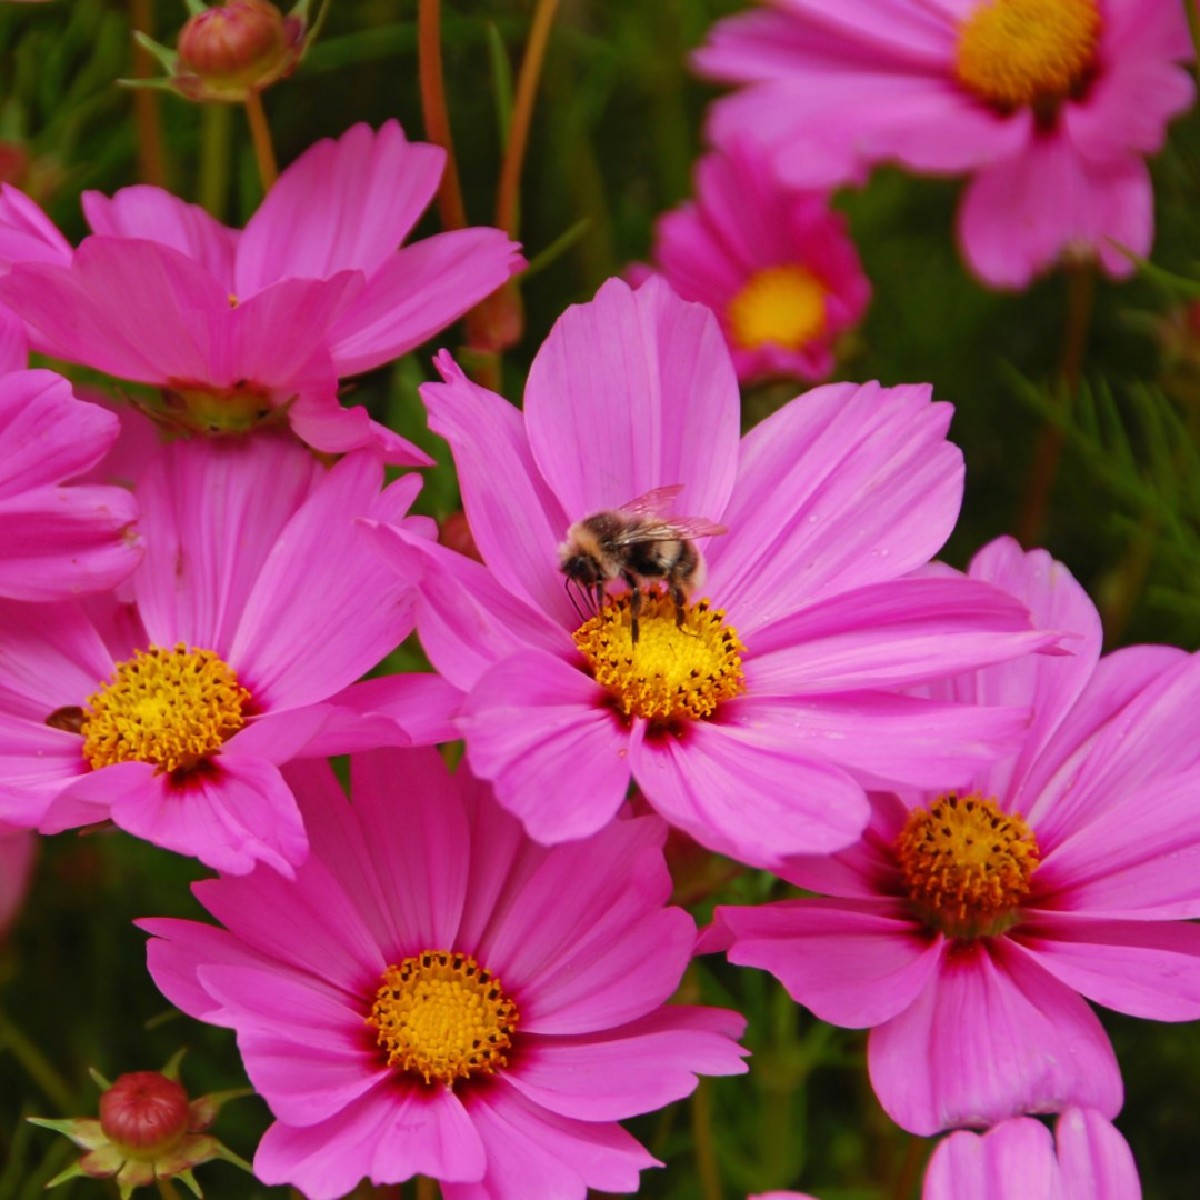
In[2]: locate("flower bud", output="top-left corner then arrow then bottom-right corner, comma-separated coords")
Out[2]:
98,1071 -> 190,1158
177,0 -> 299,101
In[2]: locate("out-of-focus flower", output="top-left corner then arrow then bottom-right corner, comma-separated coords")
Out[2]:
0,821 -> 36,939
31,1053 -> 251,1199
142,747 -> 749,1200
0,428 -> 456,876
0,121 -> 523,461
695,0 -> 1195,289
369,276 -> 1054,869
924,1107 -> 1140,1199
635,140 -> 869,384
706,538 -> 1200,1135
0,309 -> 142,601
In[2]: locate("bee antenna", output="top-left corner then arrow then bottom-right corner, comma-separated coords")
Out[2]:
564,578 -> 586,623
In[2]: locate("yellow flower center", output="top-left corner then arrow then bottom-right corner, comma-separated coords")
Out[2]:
367,951 -> 520,1087
82,644 -> 250,775
727,265 -> 827,353
161,377 -> 276,435
896,793 -> 1040,938
573,591 -> 746,725
956,0 -> 1100,114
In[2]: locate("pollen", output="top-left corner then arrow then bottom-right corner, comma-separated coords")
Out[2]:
896,793 -> 1040,938
727,264 -> 827,353
367,950 -> 519,1088
81,644 -> 250,774
956,0 -> 1100,114
573,590 -> 746,724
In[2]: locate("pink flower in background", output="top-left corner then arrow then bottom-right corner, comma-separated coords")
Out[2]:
924,1108 -> 1140,1199
637,140 -> 869,384
0,431 -> 453,876
0,121 -> 523,459
141,747 -> 748,1200
706,538 -> 1200,1135
694,0 -> 1195,288
370,277 -> 1053,869
0,822 -> 36,939
0,365 -> 141,601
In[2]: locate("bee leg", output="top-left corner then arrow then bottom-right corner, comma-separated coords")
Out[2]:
670,581 -> 687,628
625,575 -> 642,644
593,584 -> 605,617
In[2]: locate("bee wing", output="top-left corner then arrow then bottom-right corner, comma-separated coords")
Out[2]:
608,516 -> 729,545
616,484 -> 686,517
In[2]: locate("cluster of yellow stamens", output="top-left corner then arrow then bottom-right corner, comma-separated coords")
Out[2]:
727,265 -> 827,353
956,0 -> 1100,116
572,591 -> 746,725
81,644 -> 250,774
367,951 -> 519,1087
895,793 -> 1040,938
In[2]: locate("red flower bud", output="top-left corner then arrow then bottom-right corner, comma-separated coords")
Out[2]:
98,1072 -> 190,1159
176,0 -> 301,101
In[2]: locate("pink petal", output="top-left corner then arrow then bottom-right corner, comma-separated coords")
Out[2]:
523,275 -> 741,524
255,1084 -> 486,1198
82,185 -> 238,289
0,182 -> 72,271
327,229 -> 523,377
1014,914 -> 1200,1020
0,825 -> 35,936
0,307 -> 26,370
229,454 -> 421,711
705,381 -> 961,634
868,938 -> 1121,1136
924,1120 -> 1062,1200
0,238 -> 231,381
458,651 -> 633,844
287,390 -> 432,465
629,716 -> 870,866
236,121 -> 445,294
316,673 -> 463,750
714,897 -> 940,1027
448,1084 -> 657,1200
1056,1107 -> 1141,1200
420,350 -> 573,625
509,1006 -> 746,1120
958,141 -> 1152,289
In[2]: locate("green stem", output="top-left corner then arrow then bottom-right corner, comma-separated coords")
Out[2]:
1014,258 -> 1096,547
418,0 -> 468,233
891,1134 -> 927,1200
199,103 -> 233,218
416,1176 -> 439,1200
156,1180 -> 183,1200
243,90 -> 278,193
690,1079 -> 723,1200
129,0 -> 168,187
0,1010 -> 75,1114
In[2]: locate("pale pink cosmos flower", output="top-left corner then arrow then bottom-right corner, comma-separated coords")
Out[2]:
0,121 -> 523,459
369,277 -> 1055,869
706,537 -> 1200,1135
636,140 -> 869,384
141,747 -> 749,1200
0,430 -> 456,876
0,309 -> 141,600
925,1107 -> 1140,1199
694,0 -> 1195,288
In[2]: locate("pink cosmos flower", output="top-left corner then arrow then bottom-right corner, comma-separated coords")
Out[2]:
141,746 -> 749,1200
0,822 -> 36,939
0,337 -> 142,600
0,121 -> 523,459
368,276 -> 1054,870
705,537 -> 1200,1135
0,430 -> 456,876
694,0 -> 1195,288
924,1108 -> 1140,1199
636,140 -> 869,384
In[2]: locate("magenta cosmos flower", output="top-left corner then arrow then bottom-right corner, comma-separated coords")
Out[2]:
0,121 -> 522,460
0,360 -> 141,601
638,140 -> 869,384
706,537 -> 1200,1135
694,0 -> 1195,288
369,277 -> 1053,869
924,1108 -> 1140,1199
0,431 -> 454,875
141,746 -> 749,1200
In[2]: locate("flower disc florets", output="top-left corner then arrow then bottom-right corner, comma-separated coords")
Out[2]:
572,591 -> 747,726
956,0 -> 1100,117
367,950 -> 520,1088
896,792 -> 1040,938
727,264 -> 827,352
82,644 -> 250,775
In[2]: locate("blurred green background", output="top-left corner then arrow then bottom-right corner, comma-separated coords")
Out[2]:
2,1 -> 1200,1197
